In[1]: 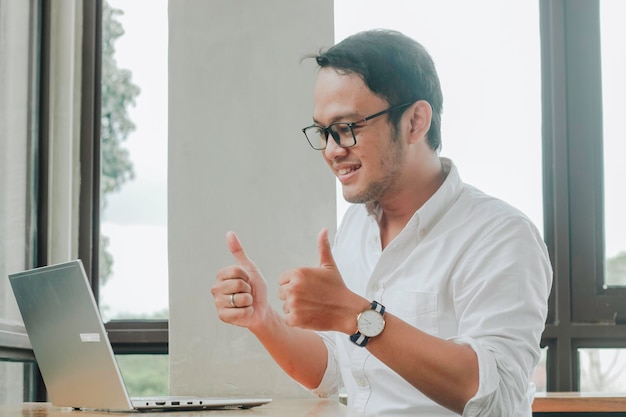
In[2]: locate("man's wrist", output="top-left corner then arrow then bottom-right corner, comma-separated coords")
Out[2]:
343,298 -> 372,335
350,301 -> 386,347
248,306 -> 279,337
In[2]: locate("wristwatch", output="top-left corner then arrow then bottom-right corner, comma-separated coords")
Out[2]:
349,301 -> 386,347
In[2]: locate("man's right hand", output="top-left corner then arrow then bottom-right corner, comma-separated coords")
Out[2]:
212,231 -> 269,329
212,231 -> 330,390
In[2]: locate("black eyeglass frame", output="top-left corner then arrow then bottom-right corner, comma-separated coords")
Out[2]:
301,102 -> 414,150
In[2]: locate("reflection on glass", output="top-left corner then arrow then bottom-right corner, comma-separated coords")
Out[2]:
602,1 -> 626,286
99,0 -> 169,321
116,355 -> 169,396
579,348 -> 626,392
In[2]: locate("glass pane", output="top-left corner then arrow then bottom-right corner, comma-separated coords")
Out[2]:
116,354 -> 169,396
579,348 -> 626,392
99,0 -> 169,321
601,0 -> 626,287
334,0 -> 543,232
0,361 -> 37,404
532,347 -> 548,393
0,0 -> 39,403
0,0 -> 36,324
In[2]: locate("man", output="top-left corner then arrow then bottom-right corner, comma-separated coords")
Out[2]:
212,29 -> 552,416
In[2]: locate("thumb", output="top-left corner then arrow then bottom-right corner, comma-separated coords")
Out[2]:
318,228 -> 336,269
226,231 -> 255,268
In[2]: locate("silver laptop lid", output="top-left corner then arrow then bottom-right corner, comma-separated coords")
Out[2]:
9,260 -> 134,410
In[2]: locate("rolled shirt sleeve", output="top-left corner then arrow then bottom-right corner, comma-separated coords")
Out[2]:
310,331 -> 341,399
453,216 -> 552,417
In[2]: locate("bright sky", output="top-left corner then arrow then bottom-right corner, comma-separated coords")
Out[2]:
100,0 -> 625,320
100,0 -> 169,320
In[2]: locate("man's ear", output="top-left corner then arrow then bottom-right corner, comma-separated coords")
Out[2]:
408,100 -> 432,144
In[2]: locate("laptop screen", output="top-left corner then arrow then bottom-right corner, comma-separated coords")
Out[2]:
9,261 -> 135,410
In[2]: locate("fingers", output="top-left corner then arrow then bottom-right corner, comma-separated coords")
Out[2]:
211,266 -> 252,292
215,299 -> 255,326
211,277 -> 254,326
317,228 -> 336,269
226,292 -> 253,309
212,267 -> 252,306
212,231 -> 270,329
218,232 -> 256,307
214,231 -> 254,294
226,231 -> 255,269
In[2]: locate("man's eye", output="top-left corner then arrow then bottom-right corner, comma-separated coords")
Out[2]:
333,124 -> 352,136
312,127 -> 326,138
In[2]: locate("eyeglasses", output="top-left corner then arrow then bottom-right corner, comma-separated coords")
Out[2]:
302,102 -> 413,150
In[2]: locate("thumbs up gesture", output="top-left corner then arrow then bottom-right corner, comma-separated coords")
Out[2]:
212,231 -> 270,330
278,228 -> 365,334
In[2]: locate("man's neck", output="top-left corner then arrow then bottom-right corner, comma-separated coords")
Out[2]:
376,157 -> 447,249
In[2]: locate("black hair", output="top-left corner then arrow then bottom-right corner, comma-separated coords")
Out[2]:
313,29 -> 443,151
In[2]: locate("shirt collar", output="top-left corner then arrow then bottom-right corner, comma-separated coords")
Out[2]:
367,157 -> 463,237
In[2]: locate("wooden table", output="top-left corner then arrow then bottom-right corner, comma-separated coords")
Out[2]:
0,399 -> 357,417
6,394 -> 626,416
533,392 -> 626,416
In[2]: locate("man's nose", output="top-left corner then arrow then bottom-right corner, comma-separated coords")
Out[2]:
324,135 -> 348,159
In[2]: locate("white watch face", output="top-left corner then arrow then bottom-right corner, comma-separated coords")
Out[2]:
357,309 -> 385,337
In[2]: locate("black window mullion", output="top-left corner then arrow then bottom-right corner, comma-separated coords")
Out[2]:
79,0 -> 102,296
565,0 -> 610,323
540,0 -> 570,328
540,0 -> 574,391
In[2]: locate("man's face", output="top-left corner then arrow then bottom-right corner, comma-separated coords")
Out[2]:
312,68 -> 405,205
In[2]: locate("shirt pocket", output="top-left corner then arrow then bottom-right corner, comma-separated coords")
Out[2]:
382,291 -> 439,336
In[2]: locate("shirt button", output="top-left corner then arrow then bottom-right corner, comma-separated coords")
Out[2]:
357,377 -> 368,388
371,283 -> 380,292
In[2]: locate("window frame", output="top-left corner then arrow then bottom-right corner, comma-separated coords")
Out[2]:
0,0 -> 45,402
79,0 -> 169,355
540,0 -> 626,392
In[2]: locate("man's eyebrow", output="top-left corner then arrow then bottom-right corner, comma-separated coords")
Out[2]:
312,112 -> 363,126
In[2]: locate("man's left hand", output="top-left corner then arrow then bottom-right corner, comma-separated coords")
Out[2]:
278,228 -> 369,334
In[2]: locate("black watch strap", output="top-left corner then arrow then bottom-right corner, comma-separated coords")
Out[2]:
350,301 -> 385,347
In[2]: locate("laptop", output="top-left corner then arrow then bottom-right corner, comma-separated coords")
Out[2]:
8,260 -> 271,411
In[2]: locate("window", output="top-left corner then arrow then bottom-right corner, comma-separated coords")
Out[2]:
573,0 -> 626,313
601,0 -> 626,288
579,348 -> 626,392
540,0 -> 626,391
571,0 -> 626,393
99,0 -> 169,322
98,0 -> 169,395
0,0 -> 42,403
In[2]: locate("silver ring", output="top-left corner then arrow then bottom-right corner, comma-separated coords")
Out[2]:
230,293 -> 237,308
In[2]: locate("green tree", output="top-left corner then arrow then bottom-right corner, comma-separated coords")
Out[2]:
100,1 -> 140,283
606,251 -> 626,286
113,309 -> 169,395
580,253 -> 626,392
116,354 -> 169,396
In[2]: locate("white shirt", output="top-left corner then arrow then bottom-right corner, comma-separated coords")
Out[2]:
312,158 -> 552,417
